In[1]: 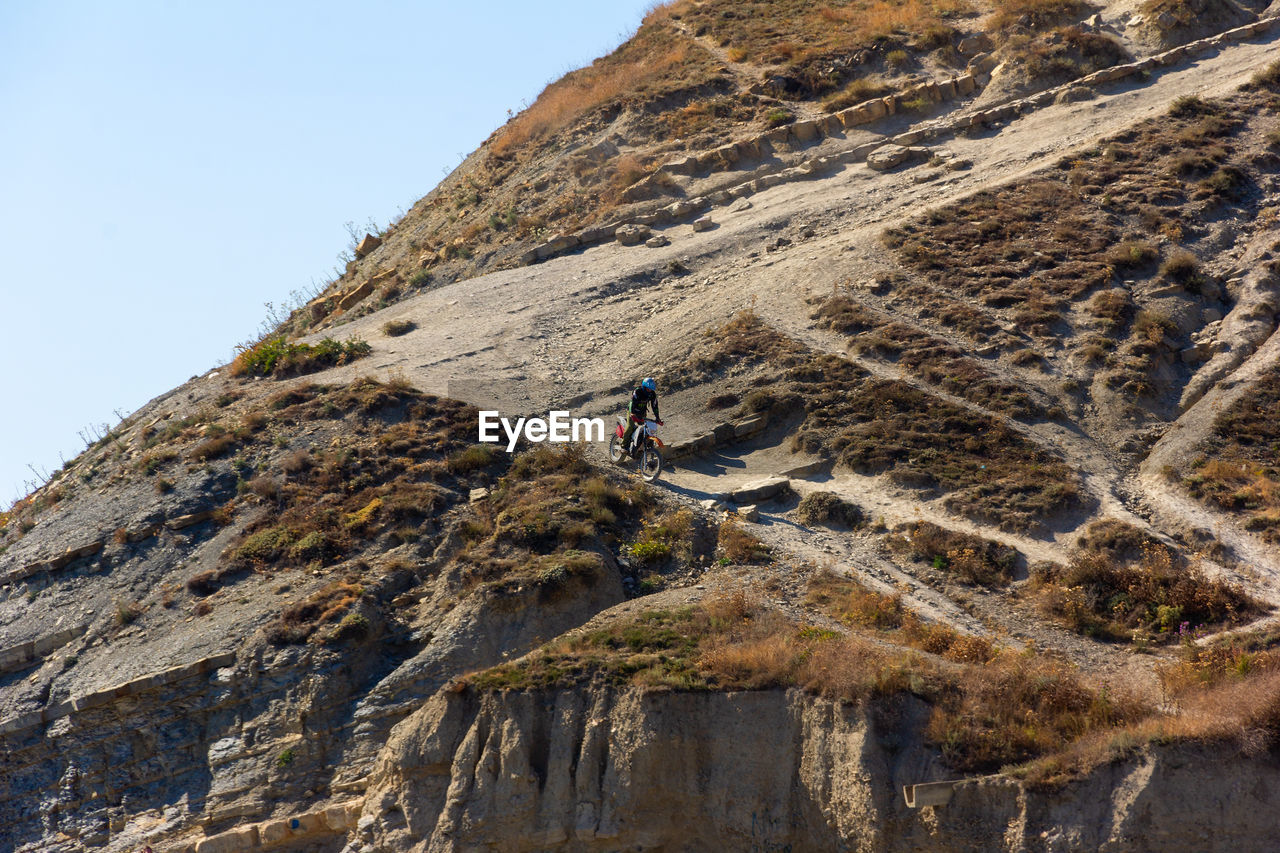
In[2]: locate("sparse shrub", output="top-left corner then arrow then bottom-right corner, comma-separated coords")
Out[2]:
1035,547 -> 1258,640
1106,240 -> 1156,269
447,444 -> 497,474
328,612 -> 372,643
233,526 -> 297,567
989,0 -> 1086,30
889,521 -> 1017,586
1169,95 -> 1216,118
821,78 -> 889,112
718,521 -> 770,563
742,389 -> 774,413
765,109 -> 793,128
190,433 -> 238,461
796,492 -> 863,528
382,319 -> 416,337
114,599 -> 143,626
886,49 -> 909,68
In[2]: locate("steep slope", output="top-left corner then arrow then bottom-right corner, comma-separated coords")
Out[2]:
286,0 -> 1275,333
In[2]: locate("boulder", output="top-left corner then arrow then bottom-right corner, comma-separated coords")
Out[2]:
866,144 -> 911,171
692,216 -> 715,232
646,235 -> 671,248
469,487 -> 490,503
355,233 -> 382,258
731,476 -> 792,504
616,224 -> 652,246
737,504 -> 761,522
338,278 -> 377,310
967,52 -> 998,74
957,33 -> 993,54
791,119 -> 821,142
166,511 -> 213,531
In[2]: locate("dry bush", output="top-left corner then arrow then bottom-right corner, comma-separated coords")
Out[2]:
382,319 -> 416,337
890,521 -> 1018,586
1016,27 -> 1129,83
189,433 -> 238,462
609,155 -> 649,193
1182,372 -> 1280,538
718,521 -> 771,564
1075,518 -> 1165,565
1035,546 -> 1259,640
265,580 -> 366,645
796,492 -> 863,528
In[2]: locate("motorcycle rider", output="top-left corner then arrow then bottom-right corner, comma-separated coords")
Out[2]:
622,377 -> 662,456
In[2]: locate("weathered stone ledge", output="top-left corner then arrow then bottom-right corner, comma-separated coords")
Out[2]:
0,650 -> 236,739
160,799 -> 363,853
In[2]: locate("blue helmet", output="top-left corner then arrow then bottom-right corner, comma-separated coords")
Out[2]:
641,377 -> 656,391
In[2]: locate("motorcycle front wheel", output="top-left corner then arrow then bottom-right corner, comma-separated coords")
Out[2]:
608,434 -> 624,464
640,446 -> 663,482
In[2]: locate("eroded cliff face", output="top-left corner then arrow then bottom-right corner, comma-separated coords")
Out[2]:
357,686 -> 1280,853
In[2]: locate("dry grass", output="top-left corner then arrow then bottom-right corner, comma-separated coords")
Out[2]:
217,380 -> 479,573
468,591 -> 923,700
1181,371 -> 1280,540
987,0 -> 1086,31
491,8 -> 705,157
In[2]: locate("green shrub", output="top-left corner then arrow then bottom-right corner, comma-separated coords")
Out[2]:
765,109 -> 793,128
231,337 -> 371,378
233,526 -> 297,566
627,540 -> 672,564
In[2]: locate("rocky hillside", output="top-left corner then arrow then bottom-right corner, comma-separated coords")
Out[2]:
287,0 -> 1274,334
7,1 -> 1280,851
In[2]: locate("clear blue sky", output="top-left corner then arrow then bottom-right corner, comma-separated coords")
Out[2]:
0,0 -> 655,504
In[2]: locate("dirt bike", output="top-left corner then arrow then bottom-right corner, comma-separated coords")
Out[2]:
609,416 -> 664,482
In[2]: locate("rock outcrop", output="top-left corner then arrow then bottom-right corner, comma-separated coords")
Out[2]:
357,686 -> 1280,853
